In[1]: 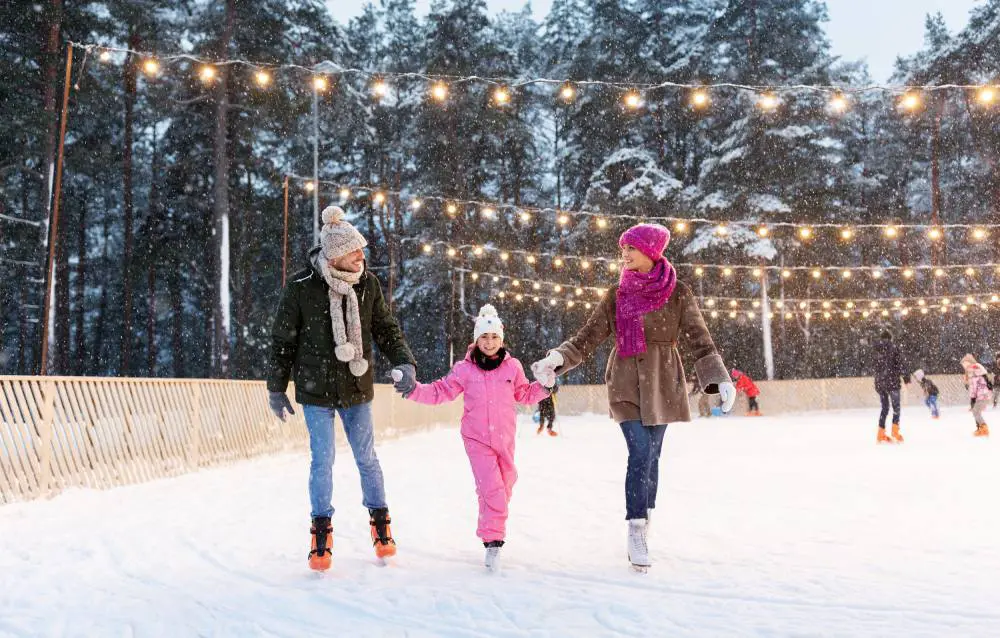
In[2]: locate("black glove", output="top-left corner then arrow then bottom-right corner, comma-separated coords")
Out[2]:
391,363 -> 417,397
268,391 -> 295,421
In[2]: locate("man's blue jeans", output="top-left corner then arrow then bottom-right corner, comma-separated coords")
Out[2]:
302,402 -> 387,518
925,395 -> 940,418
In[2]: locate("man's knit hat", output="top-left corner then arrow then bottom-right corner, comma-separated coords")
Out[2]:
619,223 -> 670,262
913,369 -> 925,381
474,304 -> 504,342
320,206 -> 368,260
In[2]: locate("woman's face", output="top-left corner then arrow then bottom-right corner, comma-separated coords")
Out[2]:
620,244 -> 654,272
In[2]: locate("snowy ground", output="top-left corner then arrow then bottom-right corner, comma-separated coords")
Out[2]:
1,406 -> 999,638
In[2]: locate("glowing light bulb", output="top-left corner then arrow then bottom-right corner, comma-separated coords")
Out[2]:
691,90 -> 709,108
304,181 -> 315,192
752,268 -> 762,277
842,269 -> 852,279
446,203 -> 458,216
471,273 -> 479,281
373,192 -> 386,205
840,227 -> 854,240
928,227 -> 943,240
372,80 -> 389,98
846,302 -> 855,309
884,226 -> 898,239
973,228 -> 988,240
473,246 -> 484,256
581,260 -> 591,269
901,92 -> 921,110
722,267 -> 733,277
500,252 -> 509,261
255,70 -> 271,87
758,93 -> 779,110
829,94 -> 849,112
558,214 -> 570,226
553,258 -> 564,267
624,92 -> 642,109
812,269 -> 822,279
695,267 -> 705,276
799,227 -> 813,240
199,65 -> 216,82
99,50 -> 112,63
493,87 -> 511,105
313,76 -> 328,92
422,244 -> 432,254
608,262 -> 618,272
519,211 -> 532,222
872,270 -> 883,279
526,255 -> 536,264
447,248 -> 457,257
966,267 -> 977,277
935,268 -> 945,278
481,207 -> 495,219
142,59 -> 159,75
597,218 -> 608,229
560,84 -> 576,102
716,224 -> 729,236
674,221 -> 688,233
757,226 -> 770,237
532,282 -> 541,291
339,187 -> 351,200
431,82 -> 448,101
903,268 -> 914,279
411,199 -> 422,210
978,87 -> 996,104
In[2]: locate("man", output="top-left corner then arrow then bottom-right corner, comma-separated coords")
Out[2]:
266,206 -> 417,571
873,330 -> 908,445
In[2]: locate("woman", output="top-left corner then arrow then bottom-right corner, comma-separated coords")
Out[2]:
531,223 -> 736,571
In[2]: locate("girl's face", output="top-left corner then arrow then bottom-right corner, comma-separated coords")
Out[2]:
477,333 -> 503,356
621,244 -> 654,272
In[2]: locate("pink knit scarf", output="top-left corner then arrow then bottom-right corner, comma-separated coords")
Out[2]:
616,258 -> 677,358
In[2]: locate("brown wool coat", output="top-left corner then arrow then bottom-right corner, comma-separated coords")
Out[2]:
554,280 -> 730,426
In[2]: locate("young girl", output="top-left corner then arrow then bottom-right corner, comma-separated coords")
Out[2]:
961,354 -> 992,437
397,304 -> 551,571
912,369 -> 940,419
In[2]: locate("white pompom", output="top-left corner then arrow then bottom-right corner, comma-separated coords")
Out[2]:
478,304 -> 499,319
391,369 -> 403,382
322,205 -> 345,226
349,359 -> 369,377
335,343 -> 356,362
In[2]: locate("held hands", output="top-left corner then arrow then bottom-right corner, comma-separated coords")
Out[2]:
531,351 -> 564,388
718,382 -> 737,413
390,363 -> 417,397
268,391 -> 295,422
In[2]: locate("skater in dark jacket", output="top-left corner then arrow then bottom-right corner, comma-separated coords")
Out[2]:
873,330 -> 909,444
536,381 -> 559,436
912,369 -> 940,419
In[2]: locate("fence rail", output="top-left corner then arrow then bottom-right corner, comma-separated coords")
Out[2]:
0,374 -> 972,504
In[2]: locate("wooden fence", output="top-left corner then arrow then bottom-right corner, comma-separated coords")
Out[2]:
0,374 -> 974,504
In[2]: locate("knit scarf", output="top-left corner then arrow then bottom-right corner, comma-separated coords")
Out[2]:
615,257 -> 677,358
311,250 -> 368,377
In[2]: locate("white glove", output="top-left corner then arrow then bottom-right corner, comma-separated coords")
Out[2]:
718,382 -> 737,413
531,351 -> 564,388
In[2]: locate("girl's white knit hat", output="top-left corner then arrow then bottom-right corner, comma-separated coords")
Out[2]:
474,304 -> 504,341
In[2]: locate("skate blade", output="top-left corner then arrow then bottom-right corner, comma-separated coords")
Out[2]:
630,564 -> 649,574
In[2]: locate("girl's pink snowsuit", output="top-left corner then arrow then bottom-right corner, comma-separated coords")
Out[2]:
407,349 -> 549,542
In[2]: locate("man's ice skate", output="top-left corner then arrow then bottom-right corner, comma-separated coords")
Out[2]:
876,427 -> 896,444
369,507 -> 396,560
548,429 -> 558,437
627,519 -> 651,572
891,423 -> 904,443
975,423 -> 990,437
536,424 -> 544,434
308,516 -> 333,571
484,540 -> 504,573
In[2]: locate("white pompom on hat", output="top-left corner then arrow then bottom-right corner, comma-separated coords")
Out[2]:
474,304 -> 504,342
320,205 -> 368,260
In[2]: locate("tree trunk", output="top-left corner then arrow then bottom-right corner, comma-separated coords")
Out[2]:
147,262 -> 156,375
120,29 -> 140,374
92,218 -> 111,375
211,0 -> 237,377
169,269 -> 185,378
40,0 -> 63,372
73,199 -> 87,374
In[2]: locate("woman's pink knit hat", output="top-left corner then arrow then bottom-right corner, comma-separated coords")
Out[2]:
619,223 -> 670,261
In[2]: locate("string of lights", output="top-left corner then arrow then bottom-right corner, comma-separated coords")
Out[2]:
414,239 -> 1000,280
487,288 -> 994,320
76,42 -> 1000,112
291,175 -> 1000,239
455,267 -> 1000,307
